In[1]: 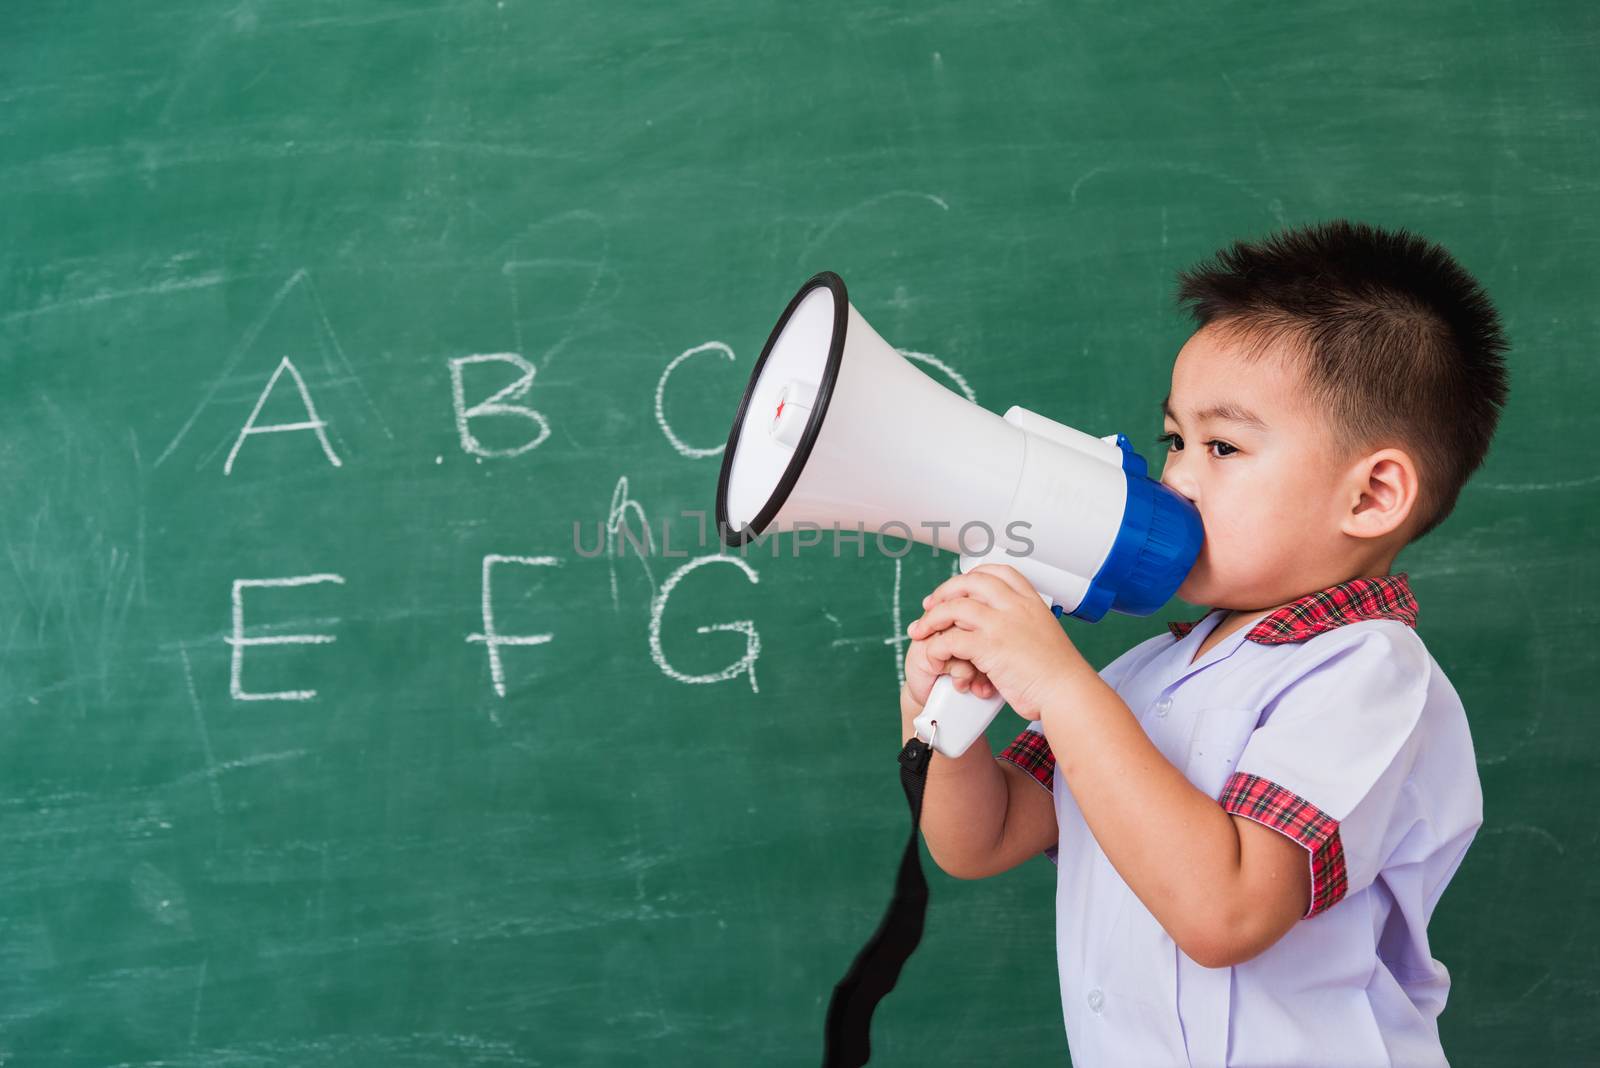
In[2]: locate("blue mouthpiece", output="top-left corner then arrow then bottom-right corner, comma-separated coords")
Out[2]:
1069,433 -> 1204,623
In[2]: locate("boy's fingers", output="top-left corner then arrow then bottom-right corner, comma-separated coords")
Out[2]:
925,629 -> 973,667
954,668 -> 993,696
921,571 -> 1012,610
968,563 -> 1037,598
908,598 -> 991,638
949,660 -> 975,690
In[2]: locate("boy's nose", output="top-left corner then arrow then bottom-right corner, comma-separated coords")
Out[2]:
1160,471 -> 1198,508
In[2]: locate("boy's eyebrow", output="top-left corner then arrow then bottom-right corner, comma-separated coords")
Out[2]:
1160,394 -> 1270,432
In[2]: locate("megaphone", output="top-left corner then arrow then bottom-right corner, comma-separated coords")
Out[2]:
715,271 -> 1202,758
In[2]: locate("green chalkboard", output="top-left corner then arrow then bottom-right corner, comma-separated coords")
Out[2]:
2,1 -> 1595,1064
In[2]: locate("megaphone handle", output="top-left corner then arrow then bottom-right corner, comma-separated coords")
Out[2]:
910,676 -> 1006,759
909,588 -> 1054,758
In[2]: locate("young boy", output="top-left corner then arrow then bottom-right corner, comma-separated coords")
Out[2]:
898,220 -> 1508,1067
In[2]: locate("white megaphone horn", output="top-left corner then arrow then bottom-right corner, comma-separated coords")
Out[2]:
715,271 -> 1203,759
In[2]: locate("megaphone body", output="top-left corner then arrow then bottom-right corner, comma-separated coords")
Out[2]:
716,272 -> 1202,759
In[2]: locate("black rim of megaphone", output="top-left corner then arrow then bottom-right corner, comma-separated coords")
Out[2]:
715,270 -> 848,547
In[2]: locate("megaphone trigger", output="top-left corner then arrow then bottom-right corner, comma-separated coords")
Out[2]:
768,378 -> 816,448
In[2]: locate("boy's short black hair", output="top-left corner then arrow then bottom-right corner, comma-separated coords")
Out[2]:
1173,219 -> 1510,544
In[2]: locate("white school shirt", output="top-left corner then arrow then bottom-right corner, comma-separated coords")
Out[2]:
995,572 -> 1481,1068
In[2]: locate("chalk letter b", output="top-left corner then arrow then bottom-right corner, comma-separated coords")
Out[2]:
449,353 -> 551,459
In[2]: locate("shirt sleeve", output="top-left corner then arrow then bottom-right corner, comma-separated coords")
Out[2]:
995,719 -> 1055,794
1218,620 -> 1431,919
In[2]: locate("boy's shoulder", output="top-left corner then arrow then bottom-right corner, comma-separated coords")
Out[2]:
1104,606 -> 1444,717
1264,615 -> 1433,684
1253,619 -> 1451,749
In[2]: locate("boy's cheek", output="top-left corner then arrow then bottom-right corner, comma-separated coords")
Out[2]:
1175,567 -> 1203,602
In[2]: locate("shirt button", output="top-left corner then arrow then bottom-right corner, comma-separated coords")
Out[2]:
1086,987 -> 1104,1014
1153,697 -> 1172,717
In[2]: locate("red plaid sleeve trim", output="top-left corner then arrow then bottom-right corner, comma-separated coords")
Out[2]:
1218,771 -> 1348,918
995,728 -> 1054,795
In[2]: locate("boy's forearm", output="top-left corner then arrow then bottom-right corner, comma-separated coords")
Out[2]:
900,685 -> 1008,879
1036,662 -> 1248,952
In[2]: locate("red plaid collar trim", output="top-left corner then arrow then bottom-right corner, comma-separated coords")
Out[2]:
1166,572 -> 1418,645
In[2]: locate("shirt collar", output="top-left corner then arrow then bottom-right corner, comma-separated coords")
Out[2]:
1165,572 -> 1419,645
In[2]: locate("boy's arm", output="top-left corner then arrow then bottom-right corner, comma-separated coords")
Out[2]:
986,761 -> 1060,878
907,568 -> 1431,967
1037,665 -> 1309,968
899,684 -> 1057,880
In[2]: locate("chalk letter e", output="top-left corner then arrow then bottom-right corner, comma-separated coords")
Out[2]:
227,574 -> 346,701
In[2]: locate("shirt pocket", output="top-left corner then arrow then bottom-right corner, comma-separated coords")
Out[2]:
1183,705 -> 1261,797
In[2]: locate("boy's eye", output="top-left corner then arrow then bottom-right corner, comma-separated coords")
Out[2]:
1156,432 -> 1237,458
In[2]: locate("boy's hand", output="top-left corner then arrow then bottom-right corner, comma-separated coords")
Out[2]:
902,627 -> 996,716
906,563 -> 1083,721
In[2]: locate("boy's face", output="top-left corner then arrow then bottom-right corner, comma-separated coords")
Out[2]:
1157,323 -> 1352,611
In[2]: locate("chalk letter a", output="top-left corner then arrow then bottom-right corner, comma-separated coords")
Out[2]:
224,356 -> 343,475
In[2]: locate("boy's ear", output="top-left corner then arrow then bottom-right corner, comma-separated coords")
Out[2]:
1340,448 -> 1418,541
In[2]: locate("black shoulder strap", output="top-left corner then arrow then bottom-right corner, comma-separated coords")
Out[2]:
821,735 -> 933,1066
